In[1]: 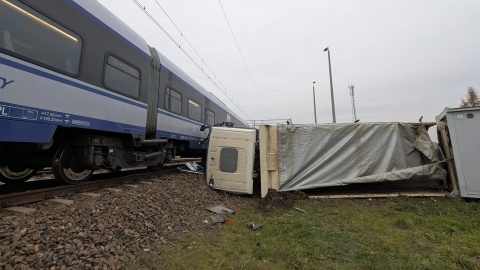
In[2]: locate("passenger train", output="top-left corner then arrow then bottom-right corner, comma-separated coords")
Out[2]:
0,0 -> 246,184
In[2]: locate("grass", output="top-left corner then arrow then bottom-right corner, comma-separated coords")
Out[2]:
123,197 -> 480,270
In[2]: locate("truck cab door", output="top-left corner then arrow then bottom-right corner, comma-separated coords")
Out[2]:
205,127 -> 256,194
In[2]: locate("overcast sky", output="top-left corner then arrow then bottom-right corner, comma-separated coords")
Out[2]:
97,0 -> 480,125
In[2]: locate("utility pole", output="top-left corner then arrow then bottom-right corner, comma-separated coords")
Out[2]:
313,81 -> 317,124
324,47 -> 336,123
349,85 -> 357,122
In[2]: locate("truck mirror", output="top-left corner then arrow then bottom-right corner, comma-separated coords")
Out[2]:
200,125 -> 209,131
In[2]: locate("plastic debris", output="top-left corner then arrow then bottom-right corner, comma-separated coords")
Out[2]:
178,161 -> 205,174
246,222 -> 263,230
210,213 -> 229,223
206,205 -> 235,224
186,161 -> 201,171
205,205 -> 236,215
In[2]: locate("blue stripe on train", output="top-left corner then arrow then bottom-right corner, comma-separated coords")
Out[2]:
0,101 -> 145,136
0,102 -> 203,143
1,56 -> 208,128
0,56 -> 148,109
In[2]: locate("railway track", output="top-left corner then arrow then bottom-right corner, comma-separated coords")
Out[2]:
33,157 -> 202,175
0,158 -> 202,209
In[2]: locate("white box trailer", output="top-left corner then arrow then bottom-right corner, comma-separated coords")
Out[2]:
437,107 -> 480,198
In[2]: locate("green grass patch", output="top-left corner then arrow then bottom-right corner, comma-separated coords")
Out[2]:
123,197 -> 480,270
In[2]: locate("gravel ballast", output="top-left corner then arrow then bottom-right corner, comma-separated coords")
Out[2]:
0,172 -> 255,269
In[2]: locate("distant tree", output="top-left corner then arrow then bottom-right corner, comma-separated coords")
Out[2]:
460,87 -> 480,107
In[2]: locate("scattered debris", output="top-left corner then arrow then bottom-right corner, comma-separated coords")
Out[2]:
142,209 -> 156,222
246,222 -> 263,230
178,161 -> 205,174
205,205 -> 236,215
210,213 -> 229,223
186,161 -> 201,171
258,189 -> 304,213
206,205 -> 235,224
293,207 -> 307,214
39,222 -> 49,231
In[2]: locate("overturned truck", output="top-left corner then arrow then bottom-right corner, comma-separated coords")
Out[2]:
206,123 -> 447,197
204,122 -> 448,198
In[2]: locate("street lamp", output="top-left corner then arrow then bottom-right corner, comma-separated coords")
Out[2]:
324,47 -> 336,123
313,81 -> 317,124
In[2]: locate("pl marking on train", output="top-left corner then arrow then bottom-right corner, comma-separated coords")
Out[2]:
0,77 -> 14,89
0,104 -> 37,120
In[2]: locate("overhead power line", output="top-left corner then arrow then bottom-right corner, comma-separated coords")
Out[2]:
131,0 -> 252,121
148,0 -> 251,120
218,0 -> 270,120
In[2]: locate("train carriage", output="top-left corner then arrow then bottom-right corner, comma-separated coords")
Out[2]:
0,0 -> 246,184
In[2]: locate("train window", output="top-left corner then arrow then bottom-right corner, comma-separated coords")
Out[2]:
206,109 -> 215,126
188,99 -> 202,122
104,54 -> 140,98
165,87 -> 182,114
0,0 -> 82,75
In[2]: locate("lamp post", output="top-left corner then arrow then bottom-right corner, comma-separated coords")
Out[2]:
324,47 -> 336,123
313,81 -> 317,124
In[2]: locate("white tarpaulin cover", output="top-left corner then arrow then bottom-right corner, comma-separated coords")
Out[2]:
276,123 -> 446,191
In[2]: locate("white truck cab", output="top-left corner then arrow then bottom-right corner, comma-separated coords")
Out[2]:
204,126 -> 257,194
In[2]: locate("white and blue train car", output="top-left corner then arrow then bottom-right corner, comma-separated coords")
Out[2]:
0,0 -> 246,184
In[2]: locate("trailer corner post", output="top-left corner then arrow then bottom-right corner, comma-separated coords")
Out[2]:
437,122 -> 459,196
259,125 -> 279,198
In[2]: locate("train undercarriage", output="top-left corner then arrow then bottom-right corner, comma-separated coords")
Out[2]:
0,129 -> 180,185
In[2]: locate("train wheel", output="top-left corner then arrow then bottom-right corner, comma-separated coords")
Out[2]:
53,143 -> 93,184
0,165 -> 37,184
